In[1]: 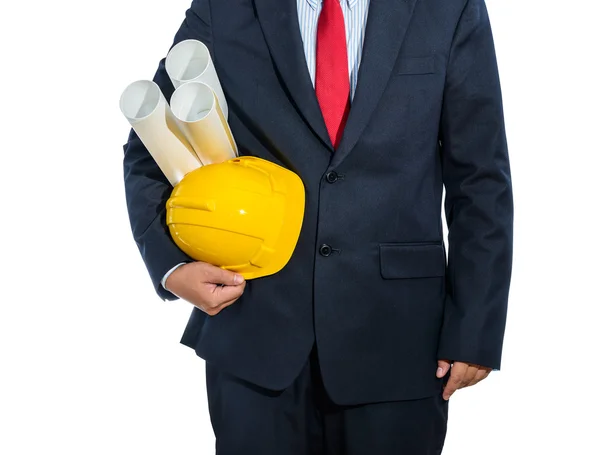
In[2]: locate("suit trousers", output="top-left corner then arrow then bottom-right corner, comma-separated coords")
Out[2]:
206,347 -> 449,455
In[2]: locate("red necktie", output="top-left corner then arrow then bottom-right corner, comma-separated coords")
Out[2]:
315,0 -> 350,149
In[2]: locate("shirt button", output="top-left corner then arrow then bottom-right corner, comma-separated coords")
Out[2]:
319,244 -> 333,257
325,171 -> 338,184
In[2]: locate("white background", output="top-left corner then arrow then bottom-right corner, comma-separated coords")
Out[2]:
1,0 -> 599,453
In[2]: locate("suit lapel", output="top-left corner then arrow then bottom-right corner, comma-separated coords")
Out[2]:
331,0 -> 420,168
255,0 -> 334,151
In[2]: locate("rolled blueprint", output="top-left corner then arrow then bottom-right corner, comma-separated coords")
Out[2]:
120,80 -> 202,186
170,81 -> 238,166
165,39 -> 229,119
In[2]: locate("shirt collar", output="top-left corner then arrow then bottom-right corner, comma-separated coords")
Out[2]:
307,0 -> 357,11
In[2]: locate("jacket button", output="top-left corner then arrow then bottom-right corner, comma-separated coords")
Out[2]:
319,244 -> 333,257
325,171 -> 338,183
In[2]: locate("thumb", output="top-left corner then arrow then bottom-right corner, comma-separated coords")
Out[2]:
206,265 -> 245,286
437,359 -> 451,378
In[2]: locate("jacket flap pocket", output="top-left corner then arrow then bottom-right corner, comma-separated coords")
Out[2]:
379,243 -> 445,279
395,56 -> 435,75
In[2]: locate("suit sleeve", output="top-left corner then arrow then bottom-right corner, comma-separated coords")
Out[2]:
437,0 -> 514,370
122,0 -> 213,301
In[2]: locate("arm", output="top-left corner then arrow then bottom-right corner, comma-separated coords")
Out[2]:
160,262 -> 189,292
123,0 -> 213,301
437,0 -> 514,370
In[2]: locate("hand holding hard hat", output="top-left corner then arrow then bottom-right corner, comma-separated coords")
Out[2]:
120,40 -> 305,279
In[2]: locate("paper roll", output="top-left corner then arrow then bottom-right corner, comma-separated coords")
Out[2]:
120,80 -> 202,186
165,39 -> 229,119
170,81 -> 238,166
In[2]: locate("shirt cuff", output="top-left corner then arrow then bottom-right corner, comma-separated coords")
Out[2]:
161,262 -> 188,291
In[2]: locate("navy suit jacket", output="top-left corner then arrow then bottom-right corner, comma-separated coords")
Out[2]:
123,0 -> 513,405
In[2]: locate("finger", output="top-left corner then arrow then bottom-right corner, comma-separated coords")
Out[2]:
437,360 -> 451,378
468,368 -> 491,387
215,297 -> 241,312
443,362 -> 468,400
460,365 -> 478,389
212,280 -> 245,300
204,265 -> 245,286
202,296 -> 240,316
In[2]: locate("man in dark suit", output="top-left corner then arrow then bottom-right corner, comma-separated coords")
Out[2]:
123,0 -> 513,453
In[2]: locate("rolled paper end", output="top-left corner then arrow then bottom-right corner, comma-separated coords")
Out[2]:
120,80 -> 202,186
166,39 -> 229,119
166,40 -> 208,84
120,80 -> 160,123
171,81 -> 238,166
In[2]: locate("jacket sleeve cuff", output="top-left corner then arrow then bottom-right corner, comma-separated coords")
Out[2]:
136,210 -> 193,302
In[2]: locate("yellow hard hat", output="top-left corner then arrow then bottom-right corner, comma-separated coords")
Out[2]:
166,156 -> 305,280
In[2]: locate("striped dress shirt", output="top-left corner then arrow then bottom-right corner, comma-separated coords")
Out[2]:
297,0 -> 371,100
161,0 -> 371,290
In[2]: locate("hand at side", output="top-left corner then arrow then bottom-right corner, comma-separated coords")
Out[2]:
436,360 -> 492,401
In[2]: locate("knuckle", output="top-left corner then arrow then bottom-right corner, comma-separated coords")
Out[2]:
205,307 -> 219,316
451,376 -> 462,385
204,298 -> 217,308
234,286 -> 245,297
